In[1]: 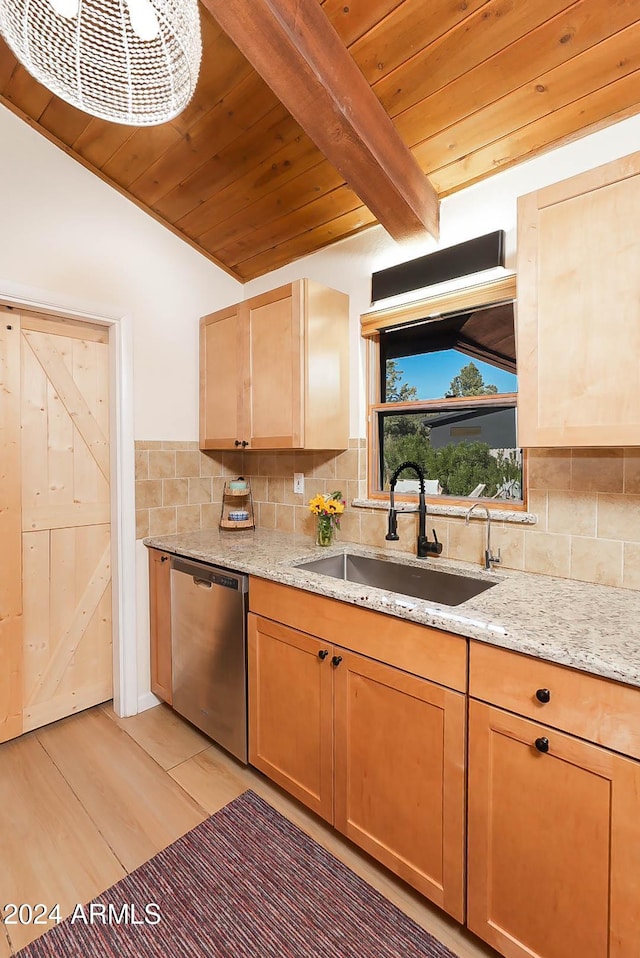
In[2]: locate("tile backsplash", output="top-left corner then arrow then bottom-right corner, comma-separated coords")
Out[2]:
136,441 -> 639,590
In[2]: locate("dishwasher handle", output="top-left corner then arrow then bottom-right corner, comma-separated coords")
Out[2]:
171,555 -> 248,593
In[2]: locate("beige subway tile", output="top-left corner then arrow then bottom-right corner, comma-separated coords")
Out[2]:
148,507 -> 177,536
175,451 -> 201,478
312,452 -> 338,480
135,450 -> 149,481
294,505 -> 315,538
447,517 -> 485,566
346,479 -> 363,504
136,479 -> 162,510
526,490 -> 548,531
148,450 -> 176,479
623,449 -> 640,495
570,537 -> 623,588
492,523 -> 525,571
359,511 -> 388,548
200,452 -> 224,478
273,452 -> 295,477
249,476 -> 268,502
294,451 -> 316,475
597,494 -> 640,542
383,511 -> 418,555
523,531 -> 571,579
267,476 -> 285,504
358,448 -> 368,481
547,491 -> 597,537
212,477 -> 228,501
571,448 -> 624,494
622,542 -> 640,590
337,509 -> 361,544
258,501 -> 276,530
275,503 -> 295,533
334,449 -> 359,482
135,509 -> 149,540
282,479 -> 304,507
135,440 -> 163,450
163,478 -> 189,507
222,451 -> 244,476
527,449 -> 571,491
163,440 -> 199,451
307,478 -> 328,499
189,477 -> 213,504
201,503 -> 220,530
176,505 -> 202,534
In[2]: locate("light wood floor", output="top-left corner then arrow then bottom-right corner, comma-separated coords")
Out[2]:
0,703 -> 498,957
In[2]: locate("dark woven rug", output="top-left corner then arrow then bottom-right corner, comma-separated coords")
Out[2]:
18,790 -> 459,958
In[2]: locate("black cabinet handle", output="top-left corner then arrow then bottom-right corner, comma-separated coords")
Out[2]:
318,650 -> 329,660
234,440 -> 241,446
160,555 -> 169,562
331,655 -> 343,668
535,688 -> 551,703
534,737 -> 550,753
241,440 -> 249,447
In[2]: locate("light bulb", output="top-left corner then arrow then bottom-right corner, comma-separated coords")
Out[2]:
126,0 -> 159,41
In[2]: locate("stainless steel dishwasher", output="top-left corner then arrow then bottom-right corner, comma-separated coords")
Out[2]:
170,556 -> 248,763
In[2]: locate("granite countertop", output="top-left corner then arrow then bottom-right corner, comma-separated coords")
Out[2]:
144,527 -> 640,689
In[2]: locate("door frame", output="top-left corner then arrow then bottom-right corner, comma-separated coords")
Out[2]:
0,281 -> 138,717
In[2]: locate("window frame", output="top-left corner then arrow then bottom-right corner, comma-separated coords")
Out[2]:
361,275 -> 527,510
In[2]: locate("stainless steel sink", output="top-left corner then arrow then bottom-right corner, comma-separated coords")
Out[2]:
295,552 -> 498,606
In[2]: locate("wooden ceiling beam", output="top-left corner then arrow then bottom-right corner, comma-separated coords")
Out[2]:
199,0 -> 439,245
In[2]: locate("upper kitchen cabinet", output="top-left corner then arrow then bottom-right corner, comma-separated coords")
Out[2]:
200,280 -> 349,451
517,151 -> 640,447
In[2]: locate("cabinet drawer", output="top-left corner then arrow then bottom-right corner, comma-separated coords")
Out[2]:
250,577 -> 467,692
470,641 -> 640,760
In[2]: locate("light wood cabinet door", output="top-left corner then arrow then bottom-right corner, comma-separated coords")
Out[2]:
248,614 -> 334,822
199,303 -> 244,449
467,699 -> 640,958
148,548 -> 172,704
244,284 -> 303,449
517,151 -> 640,446
334,650 -> 466,921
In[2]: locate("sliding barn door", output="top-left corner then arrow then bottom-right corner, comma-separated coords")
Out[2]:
0,307 -> 113,742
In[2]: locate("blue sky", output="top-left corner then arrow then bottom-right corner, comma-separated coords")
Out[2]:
392,350 -> 517,400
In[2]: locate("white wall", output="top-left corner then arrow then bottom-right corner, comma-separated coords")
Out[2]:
243,112 -> 640,438
0,104 -> 242,440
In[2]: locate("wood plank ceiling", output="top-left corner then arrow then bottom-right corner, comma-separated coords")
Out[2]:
1,0 -> 639,282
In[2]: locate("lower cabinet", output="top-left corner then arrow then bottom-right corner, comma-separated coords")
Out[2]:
148,547 -> 172,704
248,602 -> 466,921
468,645 -> 640,958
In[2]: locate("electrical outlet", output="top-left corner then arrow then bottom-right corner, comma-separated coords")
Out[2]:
293,473 -> 305,495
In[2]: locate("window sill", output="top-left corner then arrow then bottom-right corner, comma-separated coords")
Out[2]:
352,498 -> 538,525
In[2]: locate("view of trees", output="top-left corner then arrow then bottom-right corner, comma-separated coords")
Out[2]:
382,358 -> 521,498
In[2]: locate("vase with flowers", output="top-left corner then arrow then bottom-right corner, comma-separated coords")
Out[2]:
308,490 -> 345,546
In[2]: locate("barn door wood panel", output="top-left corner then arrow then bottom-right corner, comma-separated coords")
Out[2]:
20,314 -> 112,733
0,310 -> 23,743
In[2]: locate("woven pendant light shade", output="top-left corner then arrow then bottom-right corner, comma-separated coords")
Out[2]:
0,0 -> 202,126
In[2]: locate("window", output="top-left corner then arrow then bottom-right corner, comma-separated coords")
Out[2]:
364,278 -> 523,506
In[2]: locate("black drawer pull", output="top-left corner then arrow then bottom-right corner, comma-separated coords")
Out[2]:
535,688 -> 551,703
318,649 -> 329,660
534,737 -> 550,753
331,655 -> 343,668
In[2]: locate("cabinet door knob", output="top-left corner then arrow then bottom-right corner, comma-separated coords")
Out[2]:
318,649 -> 329,660
331,655 -> 343,668
534,737 -> 550,753
535,688 -> 551,703
241,440 -> 249,447
234,440 -> 241,447
160,555 -> 169,563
